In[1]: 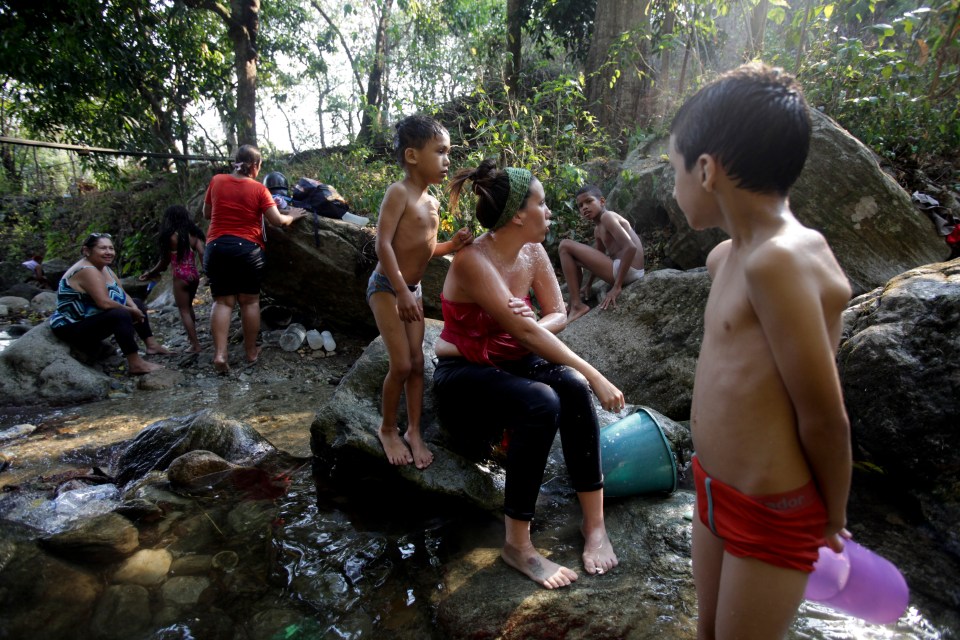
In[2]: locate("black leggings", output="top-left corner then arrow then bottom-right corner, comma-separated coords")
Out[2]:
52,299 -> 152,356
433,354 -> 603,521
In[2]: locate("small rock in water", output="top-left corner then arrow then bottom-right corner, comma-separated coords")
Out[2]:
0,423 -> 37,442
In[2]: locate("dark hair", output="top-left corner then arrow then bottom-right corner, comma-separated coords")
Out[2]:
670,62 -> 810,196
393,114 -> 447,166
159,205 -> 206,262
82,233 -> 112,252
234,144 -> 262,177
448,158 -> 532,230
576,184 -> 604,200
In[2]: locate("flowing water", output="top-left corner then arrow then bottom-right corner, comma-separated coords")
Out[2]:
0,326 -> 956,638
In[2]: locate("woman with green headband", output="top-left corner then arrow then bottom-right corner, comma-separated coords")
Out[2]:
433,158 -> 625,589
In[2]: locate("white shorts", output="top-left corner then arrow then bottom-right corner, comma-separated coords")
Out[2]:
613,259 -> 645,284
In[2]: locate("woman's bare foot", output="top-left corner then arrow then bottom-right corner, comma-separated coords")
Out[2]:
127,355 -> 164,375
581,524 -> 618,575
213,358 -> 230,374
378,426 -> 413,465
567,303 -> 590,322
403,431 -> 434,469
146,343 -> 174,355
501,542 -> 578,589
245,345 -> 262,363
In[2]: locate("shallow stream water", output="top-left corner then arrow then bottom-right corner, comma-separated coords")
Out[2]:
0,326 -> 956,638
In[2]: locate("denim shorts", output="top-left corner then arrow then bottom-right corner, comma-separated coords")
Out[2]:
365,270 -> 422,303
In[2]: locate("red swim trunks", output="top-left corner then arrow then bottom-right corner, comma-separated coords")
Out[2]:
693,455 -> 827,572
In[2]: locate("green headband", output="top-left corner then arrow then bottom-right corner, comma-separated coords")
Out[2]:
493,167 -> 533,230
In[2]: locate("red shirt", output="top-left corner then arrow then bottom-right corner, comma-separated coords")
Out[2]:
204,174 -> 275,248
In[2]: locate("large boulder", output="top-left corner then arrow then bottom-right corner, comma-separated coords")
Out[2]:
310,318 -> 694,514
260,215 -> 451,336
113,410 -> 282,486
607,109 -> 948,295
434,491 -> 697,639
0,323 -> 112,405
559,268 -> 711,421
310,321 -> 505,513
838,258 -> 960,558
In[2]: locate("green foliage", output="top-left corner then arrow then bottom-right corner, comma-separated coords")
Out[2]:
767,0 -> 960,162
451,67 -> 614,245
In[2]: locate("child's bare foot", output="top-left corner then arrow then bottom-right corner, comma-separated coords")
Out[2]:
245,345 -> 262,363
378,426 -> 413,465
581,524 -> 618,575
403,431 -> 434,469
501,542 -> 578,589
567,303 -> 590,322
185,345 -> 202,354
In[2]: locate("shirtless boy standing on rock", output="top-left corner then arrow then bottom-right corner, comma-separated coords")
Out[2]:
367,114 -> 472,469
558,185 -> 645,321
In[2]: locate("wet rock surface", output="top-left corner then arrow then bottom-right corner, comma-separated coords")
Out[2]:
0,261 -> 956,638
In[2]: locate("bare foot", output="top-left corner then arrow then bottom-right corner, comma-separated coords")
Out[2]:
567,303 -> 590,323
146,344 -> 174,355
581,525 -> 618,575
404,431 -> 434,469
245,345 -> 262,363
213,359 -> 230,374
185,345 -> 202,354
378,426 -> 413,465
129,360 -> 164,375
501,542 -> 578,589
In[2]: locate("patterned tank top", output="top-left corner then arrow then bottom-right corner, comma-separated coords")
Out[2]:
49,266 -> 126,328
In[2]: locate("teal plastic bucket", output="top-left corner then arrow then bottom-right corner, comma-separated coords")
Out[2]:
600,408 -> 678,497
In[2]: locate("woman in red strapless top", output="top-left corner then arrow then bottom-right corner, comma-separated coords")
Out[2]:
433,159 -> 625,590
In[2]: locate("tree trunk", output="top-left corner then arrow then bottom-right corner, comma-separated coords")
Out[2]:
584,0 -> 654,151
506,0 -> 523,92
181,0 -> 259,147
358,0 -> 393,145
232,0 -> 259,146
657,7 -> 676,117
750,0 -> 769,58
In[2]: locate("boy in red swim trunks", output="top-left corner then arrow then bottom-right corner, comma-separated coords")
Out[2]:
668,63 -> 853,639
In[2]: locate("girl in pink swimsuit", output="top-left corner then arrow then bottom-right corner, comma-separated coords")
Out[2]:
140,205 -> 207,352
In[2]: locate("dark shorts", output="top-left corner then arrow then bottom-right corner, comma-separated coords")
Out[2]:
204,235 -> 265,298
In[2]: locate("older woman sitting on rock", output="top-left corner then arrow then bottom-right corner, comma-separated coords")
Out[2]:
432,159 -> 625,589
50,233 -> 170,374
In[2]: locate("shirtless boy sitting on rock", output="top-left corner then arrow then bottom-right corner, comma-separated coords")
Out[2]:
558,185 -> 645,322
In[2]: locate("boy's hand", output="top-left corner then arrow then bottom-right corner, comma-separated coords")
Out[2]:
453,227 -> 474,250
824,527 -> 851,553
397,289 -> 422,323
598,284 -> 622,310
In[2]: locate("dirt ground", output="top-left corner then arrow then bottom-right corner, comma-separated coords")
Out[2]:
0,285 -> 374,489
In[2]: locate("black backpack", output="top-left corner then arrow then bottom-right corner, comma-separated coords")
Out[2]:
290,178 -> 351,220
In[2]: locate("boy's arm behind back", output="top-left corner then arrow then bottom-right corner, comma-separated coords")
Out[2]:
745,239 -> 852,545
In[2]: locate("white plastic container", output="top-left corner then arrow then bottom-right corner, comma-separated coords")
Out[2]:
305,329 -> 324,350
320,330 -> 337,351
